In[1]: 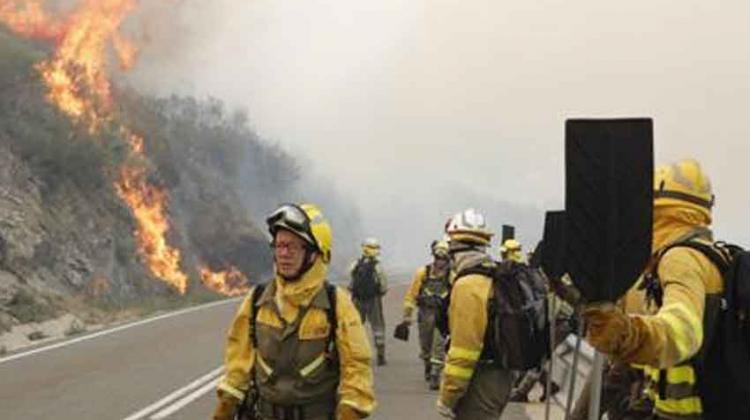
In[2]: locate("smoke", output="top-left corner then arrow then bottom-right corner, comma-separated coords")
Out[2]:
124,0 -> 750,269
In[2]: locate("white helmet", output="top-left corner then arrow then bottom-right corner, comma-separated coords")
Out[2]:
362,237 -> 380,249
362,237 -> 381,257
444,208 -> 493,246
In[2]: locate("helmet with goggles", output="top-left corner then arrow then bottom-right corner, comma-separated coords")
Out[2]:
266,203 -> 332,263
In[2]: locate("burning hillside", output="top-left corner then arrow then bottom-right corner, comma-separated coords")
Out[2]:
0,0 -> 254,297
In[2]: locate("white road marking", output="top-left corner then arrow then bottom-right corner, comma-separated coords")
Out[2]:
122,366 -> 224,420
0,298 -> 242,366
149,376 -> 222,419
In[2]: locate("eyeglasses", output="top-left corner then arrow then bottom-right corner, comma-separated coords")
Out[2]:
271,241 -> 308,253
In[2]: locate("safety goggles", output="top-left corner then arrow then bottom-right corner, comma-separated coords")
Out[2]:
267,203 -> 309,229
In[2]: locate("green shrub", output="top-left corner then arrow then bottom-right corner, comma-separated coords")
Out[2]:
7,289 -> 58,324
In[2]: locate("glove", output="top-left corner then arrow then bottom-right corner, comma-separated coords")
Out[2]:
394,321 -> 410,341
549,275 -> 583,306
583,302 -> 630,356
436,400 -> 456,419
212,390 -> 241,420
336,404 -> 364,420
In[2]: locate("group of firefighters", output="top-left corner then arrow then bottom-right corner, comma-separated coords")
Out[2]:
212,158 -> 730,420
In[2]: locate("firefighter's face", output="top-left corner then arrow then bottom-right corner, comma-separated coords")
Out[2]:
274,230 -> 309,278
433,256 -> 449,271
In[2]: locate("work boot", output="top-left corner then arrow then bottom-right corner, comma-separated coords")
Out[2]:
429,374 -> 440,391
377,346 -> 386,366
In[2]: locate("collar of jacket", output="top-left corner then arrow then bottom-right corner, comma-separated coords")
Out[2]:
652,205 -> 713,253
266,258 -> 327,323
452,249 -> 493,275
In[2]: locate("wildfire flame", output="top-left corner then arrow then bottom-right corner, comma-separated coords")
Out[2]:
200,266 -> 250,297
1,1 -> 248,296
115,132 -> 189,294
1,0 -> 138,131
0,0 -> 61,39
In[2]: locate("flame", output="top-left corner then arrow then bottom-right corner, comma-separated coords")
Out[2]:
1,1 -> 194,294
200,266 -> 250,297
1,0 -> 137,131
2,1 -> 243,297
115,133 -> 188,294
0,0 -> 62,39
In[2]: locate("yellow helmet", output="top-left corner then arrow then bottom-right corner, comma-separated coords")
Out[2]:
444,208 -> 493,246
500,239 -> 522,253
362,237 -> 381,257
431,239 -> 450,258
500,239 -> 525,263
266,203 -> 332,263
654,159 -> 714,220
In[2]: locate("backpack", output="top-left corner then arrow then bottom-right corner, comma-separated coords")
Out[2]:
350,257 -> 380,300
445,260 -> 550,370
645,240 -> 750,420
434,275 -> 453,338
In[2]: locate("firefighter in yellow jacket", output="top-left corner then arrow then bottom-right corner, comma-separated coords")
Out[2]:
437,209 -> 514,419
583,159 -> 723,419
402,239 -> 451,389
213,203 -> 376,420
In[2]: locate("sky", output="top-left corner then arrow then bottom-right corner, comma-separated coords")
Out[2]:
129,0 -> 750,269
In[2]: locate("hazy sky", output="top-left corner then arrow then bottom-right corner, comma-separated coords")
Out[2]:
130,0 -> 750,269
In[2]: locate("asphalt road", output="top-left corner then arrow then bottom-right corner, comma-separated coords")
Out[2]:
0,278 -> 563,419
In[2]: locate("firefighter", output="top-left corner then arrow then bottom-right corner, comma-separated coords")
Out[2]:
349,238 -> 389,366
213,203 -> 376,420
403,239 -> 451,389
584,159 -> 724,419
438,209 -> 513,419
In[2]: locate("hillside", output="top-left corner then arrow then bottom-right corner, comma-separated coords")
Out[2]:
0,28 -> 313,343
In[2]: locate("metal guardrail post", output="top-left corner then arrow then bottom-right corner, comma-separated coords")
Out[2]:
588,351 -> 604,420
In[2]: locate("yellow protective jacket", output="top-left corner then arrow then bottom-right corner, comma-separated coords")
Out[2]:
402,264 -> 449,320
217,259 -> 376,417
403,265 -> 427,319
587,206 -> 723,419
438,252 -> 494,409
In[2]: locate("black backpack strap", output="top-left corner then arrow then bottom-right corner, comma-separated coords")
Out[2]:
658,241 -> 730,274
323,282 -> 338,354
644,238 -> 729,307
418,265 -> 431,297
249,284 -> 267,348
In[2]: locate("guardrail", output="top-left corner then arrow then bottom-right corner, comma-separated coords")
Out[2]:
550,334 -> 595,410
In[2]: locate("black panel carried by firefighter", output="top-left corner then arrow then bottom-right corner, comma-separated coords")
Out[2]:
501,225 -> 515,244
529,240 -> 544,269
565,119 -> 653,303
541,210 -> 566,280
